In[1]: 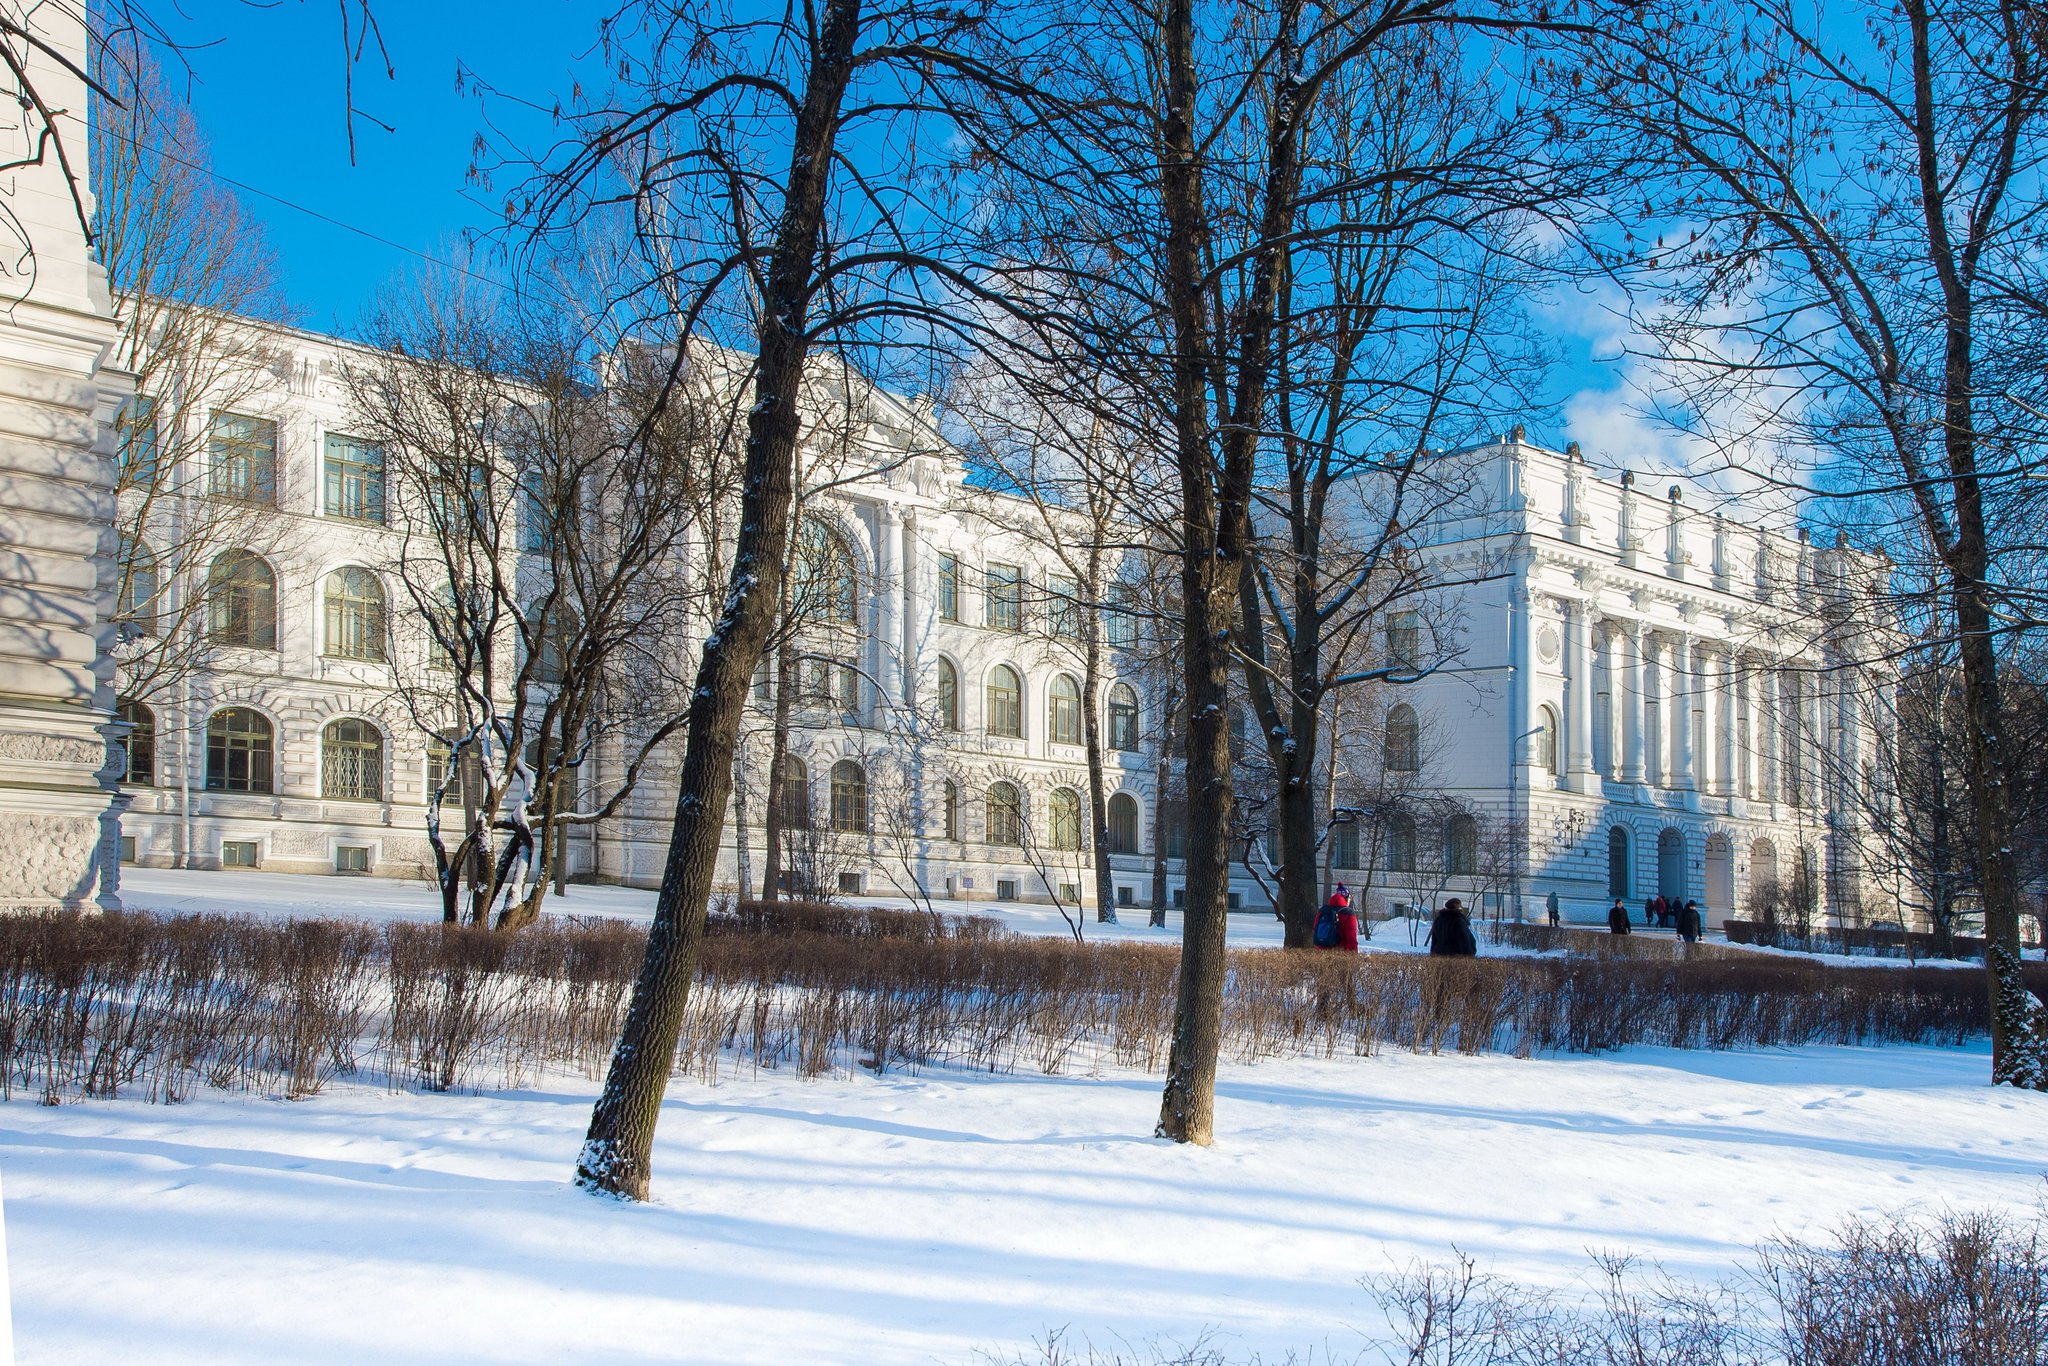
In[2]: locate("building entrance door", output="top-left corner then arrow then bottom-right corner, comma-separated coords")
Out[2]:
1703,834 -> 1733,917
1658,828 -> 1687,902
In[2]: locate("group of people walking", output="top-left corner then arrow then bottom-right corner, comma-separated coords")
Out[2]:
1311,885 -> 1477,957
1605,895 -> 1704,943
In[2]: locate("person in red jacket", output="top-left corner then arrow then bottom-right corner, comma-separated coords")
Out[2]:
1314,885 -> 1361,951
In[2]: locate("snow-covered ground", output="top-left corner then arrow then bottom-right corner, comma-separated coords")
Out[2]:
3,1041 -> 2040,1364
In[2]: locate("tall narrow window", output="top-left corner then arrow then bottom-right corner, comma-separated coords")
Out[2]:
1105,583 -> 1137,648
1106,792 -> 1139,854
520,467 -> 560,553
936,554 -> 959,621
794,517 -> 858,624
208,412 -> 277,504
118,698 -> 156,786
117,535 -> 161,639
118,396 -> 159,490
206,551 -> 278,650
323,567 -> 388,662
1386,814 -> 1417,873
1329,820 -> 1359,870
1107,684 -> 1140,752
205,708 -> 274,793
1444,813 -> 1478,876
321,719 -> 384,801
779,756 -> 811,829
1535,705 -> 1560,775
830,759 -> 868,833
1049,788 -> 1083,850
1607,826 -> 1632,898
1387,609 -> 1421,668
1048,575 -> 1082,641
1384,704 -> 1420,773
1048,674 -> 1081,745
942,779 -> 961,840
936,658 -> 960,730
985,562 -> 1023,631
987,781 -> 1023,846
323,434 -> 386,523
987,665 -> 1022,738
426,734 -> 455,806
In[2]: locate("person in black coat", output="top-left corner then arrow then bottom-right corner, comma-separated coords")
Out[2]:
1678,899 -> 1703,943
1427,898 -> 1478,957
1608,899 -> 1633,935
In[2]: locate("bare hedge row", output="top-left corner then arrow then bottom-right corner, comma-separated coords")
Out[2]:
0,902 -> 2023,1104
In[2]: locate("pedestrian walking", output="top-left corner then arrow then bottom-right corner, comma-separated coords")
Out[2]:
1678,899 -> 1703,944
1428,898 -> 1477,957
1609,899 -> 1633,935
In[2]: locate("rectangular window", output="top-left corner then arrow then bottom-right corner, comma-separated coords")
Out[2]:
985,563 -> 1023,632
1227,891 -> 1243,910
936,554 -> 959,621
208,412 -> 277,504
335,845 -> 371,874
1059,881 -> 1081,902
323,434 -> 386,522
804,658 -> 859,711
220,840 -> 260,869
1387,609 -> 1421,668
1106,584 -> 1138,649
118,835 -> 137,863
118,396 -> 160,490
996,878 -> 1019,901
837,871 -> 863,896
1117,886 -> 1134,907
1048,575 -> 1082,641
520,469 -> 560,554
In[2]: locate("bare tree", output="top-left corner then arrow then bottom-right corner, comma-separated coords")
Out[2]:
1554,0 -> 2048,1082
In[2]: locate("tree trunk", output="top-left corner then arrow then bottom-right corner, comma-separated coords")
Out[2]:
575,0 -> 862,1200
760,629 -> 799,902
1149,679 -> 1178,928
1082,545 -> 1117,922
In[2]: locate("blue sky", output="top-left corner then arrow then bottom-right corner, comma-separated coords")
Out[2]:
171,0 -> 600,333
166,3 -> 1676,479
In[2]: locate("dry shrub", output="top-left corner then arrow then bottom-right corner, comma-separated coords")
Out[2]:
1364,1204 -> 2048,1366
0,906 -> 2022,1103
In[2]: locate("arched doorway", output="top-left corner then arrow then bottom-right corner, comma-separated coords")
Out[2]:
1703,833 -> 1732,917
1657,828 -> 1686,901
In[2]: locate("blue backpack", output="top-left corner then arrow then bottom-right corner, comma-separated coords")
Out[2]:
1313,906 -> 1339,948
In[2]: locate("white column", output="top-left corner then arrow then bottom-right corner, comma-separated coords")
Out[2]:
1675,635 -> 1697,793
1711,646 -> 1735,797
1762,665 -> 1782,804
875,504 -> 903,710
1620,624 -> 1645,784
1566,601 -> 1595,783
1643,633 -> 1664,786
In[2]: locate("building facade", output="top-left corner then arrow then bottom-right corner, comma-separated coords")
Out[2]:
113,318 -> 1894,929
0,8 -> 133,910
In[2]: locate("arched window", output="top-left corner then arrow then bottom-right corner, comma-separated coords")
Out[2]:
1106,792 -> 1139,854
321,718 -> 384,801
1386,813 -> 1417,873
936,658 -> 960,730
942,779 -> 961,840
987,665 -> 1022,738
778,755 -> 811,829
323,567 -> 388,662
793,516 -> 858,624
117,536 -> 160,639
1328,819 -> 1359,870
1535,705 -> 1560,775
987,781 -> 1023,846
205,707 -> 274,793
1107,684 -> 1140,752
1608,826 -> 1632,898
118,698 -> 155,786
1384,704 -> 1419,772
1444,813 -> 1479,875
1048,674 -> 1081,745
1049,787 -> 1083,850
207,551 -> 277,650
830,759 -> 868,833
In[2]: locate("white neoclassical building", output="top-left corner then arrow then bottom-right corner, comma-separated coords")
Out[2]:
111,314 -> 1895,929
